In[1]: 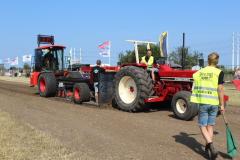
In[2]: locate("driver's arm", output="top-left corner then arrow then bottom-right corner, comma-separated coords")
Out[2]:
140,57 -> 145,64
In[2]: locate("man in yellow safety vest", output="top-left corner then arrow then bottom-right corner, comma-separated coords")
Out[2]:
141,49 -> 158,82
191,52 -> 225,159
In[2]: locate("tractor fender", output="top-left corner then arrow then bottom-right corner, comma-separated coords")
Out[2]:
30,71 -> 55,87
121,63 -> 147,69
30,71 -> 40,87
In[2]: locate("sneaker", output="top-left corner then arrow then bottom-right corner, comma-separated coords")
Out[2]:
206,143 -> 218,160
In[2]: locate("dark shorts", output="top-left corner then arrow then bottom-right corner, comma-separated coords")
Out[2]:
198,104 -> 219,127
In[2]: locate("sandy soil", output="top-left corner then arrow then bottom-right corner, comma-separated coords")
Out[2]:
0,78 -> 239,160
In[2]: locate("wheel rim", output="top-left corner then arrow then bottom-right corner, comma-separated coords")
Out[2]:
176,99 -> 187,114
118,76 -> 137,104
40,78 -> 46,93
74,88 -> 80,100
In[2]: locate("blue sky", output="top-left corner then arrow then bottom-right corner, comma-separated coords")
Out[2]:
0,0 -> 239,66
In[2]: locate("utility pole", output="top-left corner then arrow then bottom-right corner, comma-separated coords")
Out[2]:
182,33 -> 185,70
232,32 -> 235,70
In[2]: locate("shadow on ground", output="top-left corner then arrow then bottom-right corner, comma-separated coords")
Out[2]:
173,132 -> 232,160
173,132 -> 208,159
143,101 -> 172,113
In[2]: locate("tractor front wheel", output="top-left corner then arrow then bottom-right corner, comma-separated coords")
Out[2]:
171,91 -> 198,121
38,72 -> 57,97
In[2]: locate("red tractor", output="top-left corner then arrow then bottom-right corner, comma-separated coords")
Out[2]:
111,40 -> 228,120
30,35 -> 118,104
30,35 -> 228,121
112,63 -> 199,120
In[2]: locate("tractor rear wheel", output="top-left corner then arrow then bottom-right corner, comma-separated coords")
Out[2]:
38,72 -> 57,97
171,91 -> 198,121
73,83 -> 91,104
114,66 -> 154,112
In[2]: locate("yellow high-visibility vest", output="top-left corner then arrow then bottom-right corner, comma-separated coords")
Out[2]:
141,56 -> 154,68
190,66 -> 221,105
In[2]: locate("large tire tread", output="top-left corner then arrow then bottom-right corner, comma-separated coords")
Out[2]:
38,72 -> 57,97
114,66 -> 154,112
73,83 -> 91,104
171,91 -> 198,121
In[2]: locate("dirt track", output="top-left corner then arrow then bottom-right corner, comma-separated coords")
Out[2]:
0,79 -> 239,160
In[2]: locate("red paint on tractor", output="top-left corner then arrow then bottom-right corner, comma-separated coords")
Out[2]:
66,91 -> 73,97
39,79 -> 46,93
145,97 -> 165,103
121,63 -> 147,69
30,72 -> 40,87
159,65 -> 196,78
74,88 -> 80,100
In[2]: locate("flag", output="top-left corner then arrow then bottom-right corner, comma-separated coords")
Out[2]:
159,32 -> 168,57
226,124 -> 238,157
222,113 -> 238,158
98,41 -> 110,57
10,57 -> 18,66
232,80 -> 240,91
22,54 -> 32,62
3,58 -> 10,64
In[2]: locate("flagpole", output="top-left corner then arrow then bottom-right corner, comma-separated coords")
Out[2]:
167,31 -> 169,64
80,48 -> 82,64
109,41 -> 111,66
74,48 -> 76,64
232,32 -> 235,71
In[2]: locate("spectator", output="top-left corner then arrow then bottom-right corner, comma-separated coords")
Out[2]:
234,68 -> 240,80
92,60 -> 105,104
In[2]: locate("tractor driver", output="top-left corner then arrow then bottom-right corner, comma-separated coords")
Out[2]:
43,50 -> 54,70
141,49 -> 158,82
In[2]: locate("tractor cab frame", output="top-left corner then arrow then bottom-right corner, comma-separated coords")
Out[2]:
33,35 -> 66,72
34,45 -> 65,72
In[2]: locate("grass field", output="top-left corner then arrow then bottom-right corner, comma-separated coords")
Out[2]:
0,110 -> 76,160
